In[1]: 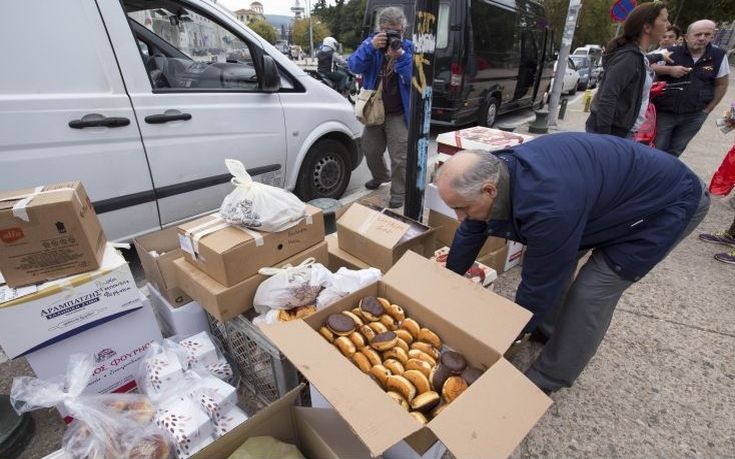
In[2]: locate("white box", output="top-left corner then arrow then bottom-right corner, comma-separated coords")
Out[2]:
505,240 -> 525,271
425,183 -> 454,219
25,292 -> 162,421
0,245 -> 141,358
436,126 -> 535,155
148,283 -> 208,338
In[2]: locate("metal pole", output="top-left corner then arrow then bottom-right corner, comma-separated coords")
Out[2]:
673,0 -> 685,27
307,0 -> 314,59
548,0 -> 582,126
404,0 -> 440,220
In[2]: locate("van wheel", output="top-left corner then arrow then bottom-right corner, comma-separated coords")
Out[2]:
295,139 -> 351,200
479,97 -> 499,127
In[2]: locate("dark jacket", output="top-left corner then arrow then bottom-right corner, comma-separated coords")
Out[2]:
446,133 -> 703,331
586,42 -> 646,137
348,35 -> 413,126
653,42 -> 727,114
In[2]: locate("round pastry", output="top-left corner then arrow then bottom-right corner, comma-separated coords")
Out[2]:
358,324 -> 377,342
461,367 -> 483,386
408,349 -> 436,367
441,351 -> 467,374
386,391 -> 409,410
405,358 -> 433,379
379,314 -> 399,331
370,364 -> 392,388
128,432 -> 171,459
319,326 -> 335,343
342,310 -> 364,327
334,336 -> 356,357
442,376 -> 468,403
430,364 -> 452,392
430,403 -> 447,419
418,328 -> 442,349
400,318 -> 421,339
361,347 -> 382,367
351,307 -> 368,322
386,304 -> 406,322
395,337 -> 410,353
410,411 -> 429,425
376,297 -> 391,309
387,375 -> 417,402
352,352 -> 372,373
383,358 -> 405,376
349,331 -> 367,349
294,304 -> 317,319
359,296 -> 386,321
326,314 -> 356,336
411,342 -> 440,360
383,346 -> 409,366
410,391 -> 440,413
394,329 -> 414,345
368,321 -> 389,334
370,331 -> 398,351
403,369 -> 431,394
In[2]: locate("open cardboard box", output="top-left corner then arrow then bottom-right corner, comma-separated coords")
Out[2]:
134,226 -> 192,306
325,233 -> 372,272
262,252 -> 552,459
193,384 -> 376,459
336,203 -> 435,273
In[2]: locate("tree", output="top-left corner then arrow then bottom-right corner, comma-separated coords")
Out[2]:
292,18 -> 331,54
666,0 -> 735,30
249,19 -> 277,44
314,0 -> 367,51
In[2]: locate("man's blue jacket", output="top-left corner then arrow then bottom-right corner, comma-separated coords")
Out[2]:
347,35 -> 413,126
446,132 -> 704,330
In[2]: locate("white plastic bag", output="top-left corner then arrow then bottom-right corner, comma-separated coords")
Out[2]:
219,159 -> 306,232
252,259 -> 332,313
316,267 -> 382,308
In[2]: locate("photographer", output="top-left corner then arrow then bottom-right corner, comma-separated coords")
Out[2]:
348,7 -> 413,209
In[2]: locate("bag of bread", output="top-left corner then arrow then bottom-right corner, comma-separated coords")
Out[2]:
228,436 -> 305,459
219,159 -> 306,232
252,258 -> 332,314
316,267 -> 382,308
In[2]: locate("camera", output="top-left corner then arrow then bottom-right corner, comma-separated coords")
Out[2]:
384,30 -> 402,52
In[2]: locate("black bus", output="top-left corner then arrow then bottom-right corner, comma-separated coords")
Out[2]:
362,0 -> 554,127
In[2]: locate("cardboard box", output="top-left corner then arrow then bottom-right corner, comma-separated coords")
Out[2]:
336,203 -> 435,273
427,209 -> 506,254
431,247 -> 497,289
25,292 -> 162,422
477,245 -> 508,275
262,252 -> 552,458
134,227 -> 192,306
193,385 -> 376,459
0,181 -> 106,288
147,283 -> 209,337
325,233 -> 372,272
174,241 -> 329,322
178,205 -> 325,287
436,126 -> 535,156
0,244 -> 141,358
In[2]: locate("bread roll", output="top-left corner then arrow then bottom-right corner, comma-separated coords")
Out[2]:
352,352 -> 372,373
386,391 -> 409,410
400,318 -> 421,339
386,304 -> 406,322
441,376 -> 468,403
403,369 -> 431,394
319,326 -> 335,343
361,348 -> 382,367
411,342 -> 440,360
410,391 -> 440,413
387,375 -> 416,402
383,347 -> 408,366
334,336 -> 356,357
418,328 -> 442,349
394,329 -> 414,345
408,349 -> 436,367
405,358 -> 432,378
383,358 -> 405,376
370,364 -> 392,388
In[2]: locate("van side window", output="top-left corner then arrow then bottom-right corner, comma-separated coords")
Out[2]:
471,1 -> 518,69
436,3 -> 450,49
124,2 -> 260,91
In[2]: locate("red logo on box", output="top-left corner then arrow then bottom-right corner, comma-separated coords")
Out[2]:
0,228 -> 24,243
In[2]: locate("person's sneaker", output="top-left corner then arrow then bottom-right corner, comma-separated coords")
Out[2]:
388,196 -> 404,209
364,179 -> 387,190
698,231 -> 735,247
714,249 -> 735,265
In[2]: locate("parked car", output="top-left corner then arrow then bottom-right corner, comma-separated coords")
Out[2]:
0,0 -> 363,241
573,45 -> 603,67
362,0 -> 555,127
275,40 -> 291,56
549,57 -> 580,96
570,55 -> 598,90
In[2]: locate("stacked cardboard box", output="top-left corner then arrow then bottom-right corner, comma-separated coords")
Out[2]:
330,202 -> 435,273
436,126 -> 535,156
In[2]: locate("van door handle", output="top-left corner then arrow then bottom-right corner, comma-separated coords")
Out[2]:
144,111 -> 192,124
69,115 -> 130,129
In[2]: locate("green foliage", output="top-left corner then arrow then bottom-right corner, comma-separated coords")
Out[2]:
292,18 -> 331,53
313,0 -> 367,50
249,19 -> 277,44
666,0 -> 735,30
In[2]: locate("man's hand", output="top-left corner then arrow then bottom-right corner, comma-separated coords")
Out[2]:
668,65 -> 692,78
371,32 -> 387,50
660,49 -> 674,64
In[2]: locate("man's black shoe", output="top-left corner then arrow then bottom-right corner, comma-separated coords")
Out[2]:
388,197 -> 404,209
364,179 -> 387,190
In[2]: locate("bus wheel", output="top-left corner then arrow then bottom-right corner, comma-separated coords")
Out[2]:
479,97 -> 499,127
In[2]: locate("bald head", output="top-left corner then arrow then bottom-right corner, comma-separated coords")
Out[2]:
436,150 -> 504,222
686,20 -> 716,53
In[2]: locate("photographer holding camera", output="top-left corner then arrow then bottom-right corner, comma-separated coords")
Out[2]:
348,7 -> 413,209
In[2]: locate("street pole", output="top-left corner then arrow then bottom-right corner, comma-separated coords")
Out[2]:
307,0 -> 314,59
548,0 -> 582,126
404,0 -> 440,221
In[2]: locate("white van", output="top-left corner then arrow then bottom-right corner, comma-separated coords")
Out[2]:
572,45 -> 603,67
0,0 -> 363,241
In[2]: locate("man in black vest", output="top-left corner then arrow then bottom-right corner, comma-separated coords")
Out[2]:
653,20 -> 730,157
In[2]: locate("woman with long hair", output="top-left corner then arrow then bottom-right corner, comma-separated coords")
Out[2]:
586,2 -> 670,138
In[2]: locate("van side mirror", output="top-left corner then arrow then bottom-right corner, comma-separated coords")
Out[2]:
261,55 -> 281,92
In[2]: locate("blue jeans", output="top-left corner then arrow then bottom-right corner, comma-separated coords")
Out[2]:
654,110 -> 709,157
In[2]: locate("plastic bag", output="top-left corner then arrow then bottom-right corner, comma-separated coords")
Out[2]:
252,259 -> 332,313
316,267 -> 382,308
710,144 -> 735,196
219,159 -> 306,232
228,436 -> 305,459
252,305 -> 318,326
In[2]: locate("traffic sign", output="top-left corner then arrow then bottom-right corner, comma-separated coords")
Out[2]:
610,0 -> 637,22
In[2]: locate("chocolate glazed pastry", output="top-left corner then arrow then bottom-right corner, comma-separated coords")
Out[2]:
326,313 -> 356,336
462,367 -> 483,386
370,331 -> 398,351
430,364 -> 452,392
441,351 -> 467,374
359,296 -> 386,321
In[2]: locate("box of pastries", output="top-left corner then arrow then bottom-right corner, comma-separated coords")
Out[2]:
261,251 -> 552,459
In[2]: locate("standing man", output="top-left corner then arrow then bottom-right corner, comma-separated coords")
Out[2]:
437,133 -> 709,394
653,20 -> 730,157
